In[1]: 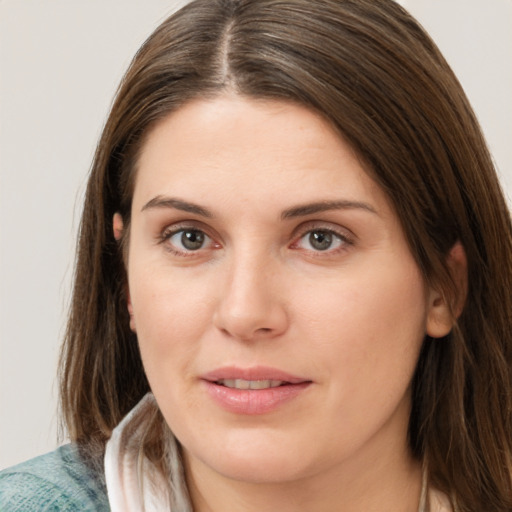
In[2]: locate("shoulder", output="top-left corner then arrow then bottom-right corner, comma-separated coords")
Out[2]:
0,444 -> 110,511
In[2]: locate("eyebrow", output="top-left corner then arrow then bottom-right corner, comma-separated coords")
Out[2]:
141,196 -> 213,217
141,195 -> 377,219
281,200 -> 377,219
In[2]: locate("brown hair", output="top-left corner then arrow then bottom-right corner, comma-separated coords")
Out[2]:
59,0 -> 512,509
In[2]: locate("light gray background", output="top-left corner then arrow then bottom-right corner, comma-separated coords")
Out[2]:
1,0 -> 511,469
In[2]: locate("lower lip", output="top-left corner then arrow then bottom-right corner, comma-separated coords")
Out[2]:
202,381 -> 311,415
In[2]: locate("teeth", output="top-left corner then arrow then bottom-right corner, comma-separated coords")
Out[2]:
218,379 -> 284,389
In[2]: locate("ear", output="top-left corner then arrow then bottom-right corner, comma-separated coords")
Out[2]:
113,213 -> 136,332
126,288 -> 136,333
113,212 -> 124,241
426,241 -> 467,338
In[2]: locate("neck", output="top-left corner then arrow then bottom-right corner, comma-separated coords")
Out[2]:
184,441 -> 423,512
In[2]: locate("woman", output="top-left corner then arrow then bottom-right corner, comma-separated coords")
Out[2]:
1,0 -> 511,511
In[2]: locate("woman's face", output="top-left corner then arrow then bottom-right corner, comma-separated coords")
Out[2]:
124,96 -> 448,485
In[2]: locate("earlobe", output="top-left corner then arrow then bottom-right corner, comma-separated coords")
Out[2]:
426,241 -> 467,338
113,212 -> 124,241
425,290 -> 453,339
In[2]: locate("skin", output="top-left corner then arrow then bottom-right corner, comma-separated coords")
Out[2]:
114,95 -> 455,512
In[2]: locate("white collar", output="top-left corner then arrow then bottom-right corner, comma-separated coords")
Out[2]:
104,393 -> 191,512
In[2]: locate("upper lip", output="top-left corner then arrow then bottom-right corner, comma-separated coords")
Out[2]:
201,366 -> 310,384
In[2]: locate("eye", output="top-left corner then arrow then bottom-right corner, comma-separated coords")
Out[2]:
164,228 -> 214,253
295,229 -> 349,252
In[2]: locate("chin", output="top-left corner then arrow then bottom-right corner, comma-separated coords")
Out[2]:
206,452 -> 312,484
183,429 -> 319,484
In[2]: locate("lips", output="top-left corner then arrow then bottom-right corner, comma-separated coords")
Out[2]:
201,366 -> 312,415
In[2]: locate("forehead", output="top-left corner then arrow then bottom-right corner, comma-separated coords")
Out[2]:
132,95 -> 391,218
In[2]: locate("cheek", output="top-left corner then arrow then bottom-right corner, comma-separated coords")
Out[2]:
299,259 -> 426,332
127,265 -> 217,380
297,260 -> 428,395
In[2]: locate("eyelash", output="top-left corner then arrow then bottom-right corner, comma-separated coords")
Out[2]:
158,223 -> 354,257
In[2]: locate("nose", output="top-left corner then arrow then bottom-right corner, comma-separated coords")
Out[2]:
213,251 -> 289,341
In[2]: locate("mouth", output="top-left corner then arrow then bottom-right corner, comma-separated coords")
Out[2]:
215,379 -> 289,390
201,367 -> 312,415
